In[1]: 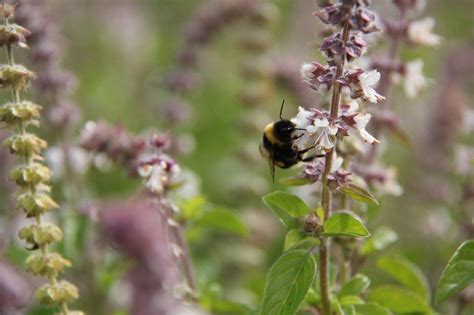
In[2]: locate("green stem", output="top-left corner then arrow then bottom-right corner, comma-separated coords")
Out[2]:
319,17 -> 351,315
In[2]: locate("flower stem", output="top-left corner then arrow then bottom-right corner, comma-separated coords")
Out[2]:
366,8 -> 406,164
162,200 -> 197,294
319,17 -> 351,315
171,224 -> 197,292
2,12 -> 78,314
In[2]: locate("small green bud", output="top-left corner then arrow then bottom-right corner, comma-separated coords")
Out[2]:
34,223 -> 63,244
9,163 -> 51,186
0,64 -> 36,91
0,24 -> 31,48
19,223 -> 63,248
4,133 -> 47,158
26,253 -> 71,276
0,101 -> 41,126
17,193 -> 59,217
35,281 -> 79,306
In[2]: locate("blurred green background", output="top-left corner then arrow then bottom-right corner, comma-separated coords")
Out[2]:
0,0 -> 472,314
52,0 -> 474,310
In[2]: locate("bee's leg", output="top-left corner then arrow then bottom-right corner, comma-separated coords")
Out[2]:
297,145 -> 325,162
301,154 -> 325,162
297,145 -> 317,155
292,133 -> 304,140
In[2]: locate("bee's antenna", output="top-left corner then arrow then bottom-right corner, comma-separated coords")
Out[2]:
279,99 -> 285,120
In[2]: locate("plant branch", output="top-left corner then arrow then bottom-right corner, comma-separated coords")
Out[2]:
319,17 -> 351,315
366,8 -> 406,164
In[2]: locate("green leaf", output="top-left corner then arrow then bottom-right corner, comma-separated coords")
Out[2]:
305,288 -> 320,306
200,283 -> 252,314
278,176 -> 311,186
322,213 -> 370,238
195,208 -> 248,236
178,196 -> 206,221
263,191 -> 311,229
360,226 -> 398,256
333,298 -> 355,315
284,229 -> 304,251
435,240 -> 474,304
260,250 -> 316,315
284,229 -> 319,251
339,184 -> 379,206
354,303 -> 392,315
377,255 -> 430,302
316,207 -> 325,223
368,285 -> 432,314
339,295 -> 364,306
339,273 -> 370,297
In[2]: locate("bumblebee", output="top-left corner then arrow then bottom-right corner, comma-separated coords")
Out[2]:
260,100 -> 323,181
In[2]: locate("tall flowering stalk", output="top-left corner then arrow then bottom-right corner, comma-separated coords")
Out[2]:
80,122 -> 199,298
260,1 -> 385,314
297,1 -> 382,312
0,4 -> 82,314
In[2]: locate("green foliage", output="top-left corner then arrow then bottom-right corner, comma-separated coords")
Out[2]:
262,191 -> 311,229
333,299 -> 355,315
338,295 -> 364,306
278,176 -> 311,186
360,226 -> 398,256
339,184 -> 379,206
322,213 -> 370,238
200,283 -> 252,315
195,208 -> 249,237
435,240 -> 474,304
260,249 -> 316,315
284,229 -> 319,251
377,255 -> 430,302
368,285 -> 432,314
178,196 -> 207,221
338,273 -> 370,297
354,303 -> 392,315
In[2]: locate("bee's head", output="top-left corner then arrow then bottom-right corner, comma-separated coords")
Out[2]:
274,119 -> 295,143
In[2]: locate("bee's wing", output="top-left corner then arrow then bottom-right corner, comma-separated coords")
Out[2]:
259,143 -> 275,182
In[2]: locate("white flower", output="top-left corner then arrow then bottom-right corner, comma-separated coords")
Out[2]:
373,167 -> 403,196
292,107 -> 338,151
308,118 -> 338,150
331,152 -> 344,173
291,106 -> 313,128
300,63 -> 316,81
347,56 -> 371,71
462,109 -> 474,134
344,100 -> 360,115
403,59 -> 429,98
138,158 -> 180,195
348,113 -> 379,144
359,70 -> 385,103
454,145 -> 474,175
45,146 -> 90,179
172,169 -> 201,199
423,210 -> 451,238
414,0 -> 427,12
407,17 -> 441,46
